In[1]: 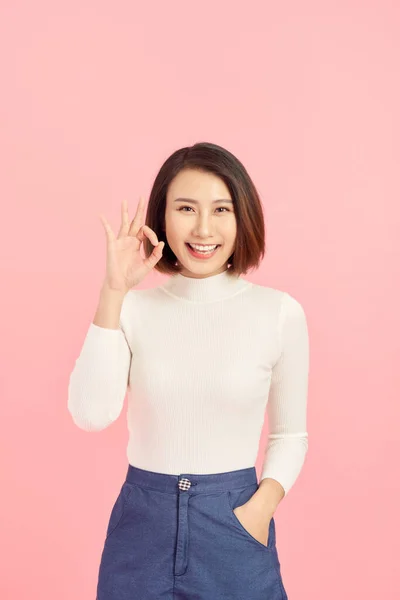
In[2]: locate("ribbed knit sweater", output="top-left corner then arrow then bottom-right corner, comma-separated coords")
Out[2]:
67,269 -> 309,496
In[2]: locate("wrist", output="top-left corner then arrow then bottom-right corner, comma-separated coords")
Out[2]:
253,477 -> 285,515
100,281 -> 127,297
251,491 -> 276,516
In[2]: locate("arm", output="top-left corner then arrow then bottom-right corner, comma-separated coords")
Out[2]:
255,292 -> 310,512
67,285 -> 133,432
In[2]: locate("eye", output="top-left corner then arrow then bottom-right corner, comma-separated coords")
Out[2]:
178,206 -> 230,213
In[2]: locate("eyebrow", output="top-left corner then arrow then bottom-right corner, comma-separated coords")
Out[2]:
174,198 -> 233,204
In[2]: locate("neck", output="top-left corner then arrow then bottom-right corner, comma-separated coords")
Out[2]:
160,268 -> 251,303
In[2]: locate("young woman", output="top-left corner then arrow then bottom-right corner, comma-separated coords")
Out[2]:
68,141 -> 309,599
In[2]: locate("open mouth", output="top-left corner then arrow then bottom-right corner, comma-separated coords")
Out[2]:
185,243 -> 221,258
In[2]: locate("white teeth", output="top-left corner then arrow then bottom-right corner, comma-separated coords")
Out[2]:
188,244 -> 218,252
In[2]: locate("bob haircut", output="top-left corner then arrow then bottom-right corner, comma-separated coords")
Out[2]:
143,141 -> 266,277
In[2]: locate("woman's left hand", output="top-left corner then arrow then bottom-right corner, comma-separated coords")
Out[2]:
233,499 -> 274,547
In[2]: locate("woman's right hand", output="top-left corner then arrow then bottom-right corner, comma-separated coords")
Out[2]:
99,197 -> 165,294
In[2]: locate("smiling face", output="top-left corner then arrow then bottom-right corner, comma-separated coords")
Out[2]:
164,168 -> 237,279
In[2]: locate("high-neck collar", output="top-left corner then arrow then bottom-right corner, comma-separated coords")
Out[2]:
159,268 -> 251,303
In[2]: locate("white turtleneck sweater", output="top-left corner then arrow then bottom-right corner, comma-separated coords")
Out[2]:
67,269 -> 309,496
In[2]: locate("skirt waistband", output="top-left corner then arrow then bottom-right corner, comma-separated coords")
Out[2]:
125,464 -> 258,494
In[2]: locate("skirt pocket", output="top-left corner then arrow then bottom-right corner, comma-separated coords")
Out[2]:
225,483 -> 276,552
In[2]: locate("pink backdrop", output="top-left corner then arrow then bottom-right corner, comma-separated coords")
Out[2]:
1,1 -> 399,598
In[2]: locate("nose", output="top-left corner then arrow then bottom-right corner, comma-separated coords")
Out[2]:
191,216 -> 217,238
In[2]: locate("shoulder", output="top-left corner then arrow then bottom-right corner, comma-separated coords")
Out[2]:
280,290 -> 307,321
119,287 -> 152,327
120,285 -> 166,315
123,285 -> 160,303
246,281 -> 284,305
249,282 -> 307,324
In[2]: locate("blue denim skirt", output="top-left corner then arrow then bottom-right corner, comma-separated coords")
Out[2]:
96,464 -> 288,599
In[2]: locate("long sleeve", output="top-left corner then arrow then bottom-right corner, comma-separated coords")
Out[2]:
260,292 -> 310,496
67,294 -> 132,432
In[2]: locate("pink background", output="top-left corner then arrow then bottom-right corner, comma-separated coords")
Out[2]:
1,1 -> 399,598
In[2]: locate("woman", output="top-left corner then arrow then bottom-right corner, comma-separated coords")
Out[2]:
68,141 -> 309,599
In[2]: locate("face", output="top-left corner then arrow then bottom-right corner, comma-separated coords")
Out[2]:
164,169 -> 237,279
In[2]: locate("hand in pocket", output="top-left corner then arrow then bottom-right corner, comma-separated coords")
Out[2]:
233,500 -> 273,547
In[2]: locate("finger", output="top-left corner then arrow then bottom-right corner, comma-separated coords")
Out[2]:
136,225 -> 158,246
99,213 -> 115,242
117,199 -> 130,238
142,225 -> 159,247
128,196 -> 146,237
143,242 -> 165,271
135,225 -> 145,243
